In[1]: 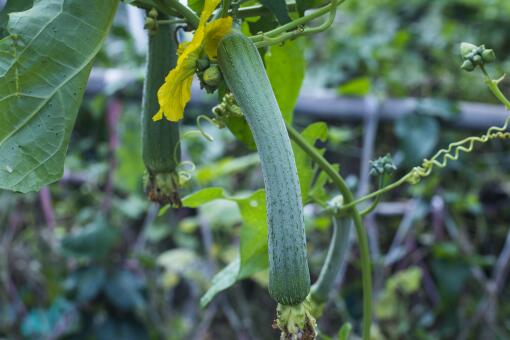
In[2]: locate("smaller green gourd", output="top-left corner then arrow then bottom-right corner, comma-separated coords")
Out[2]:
217,31 -> 311,306
141,13 -> 181,206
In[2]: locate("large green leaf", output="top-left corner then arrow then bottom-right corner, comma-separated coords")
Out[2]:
60,218 -> 120,261
0,0 -> 119,193
183,188 -> 269,307
194,153 -> 259,185
259,0 -> 291,24
394,114 -> 439,167
0,0 -> 34,39
265,40 -> 305,123
187,0 -> 205,14
291,122 -> 328,204
295,0 -> 324,16
237,190 -> 268,278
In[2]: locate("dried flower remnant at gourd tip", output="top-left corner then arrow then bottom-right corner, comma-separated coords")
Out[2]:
153,0 -> 232,122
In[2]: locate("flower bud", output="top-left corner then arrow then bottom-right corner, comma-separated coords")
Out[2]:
196,58 -> 210,71
148,8 -> 158,19
461,59 -> 475,72
482,49 -> 496,63
460,42 -> 477,59
203,65 -> 222,87
144,17 -> 157,31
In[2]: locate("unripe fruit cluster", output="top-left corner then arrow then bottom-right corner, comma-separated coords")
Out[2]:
196,58 -> 223,93
460,42 -> 495,72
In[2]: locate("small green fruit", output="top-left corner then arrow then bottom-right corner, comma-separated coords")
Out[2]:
196,58 -> 210,71
460,42 -> 477,59
148,8 -> 158,19
203,65 -> 222,87
461,60 -> 475,72
482,49 -> 496,63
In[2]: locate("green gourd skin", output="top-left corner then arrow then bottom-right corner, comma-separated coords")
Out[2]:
310,217 -> 352,305
141,17 -> 181,205
218,31 -> 311,306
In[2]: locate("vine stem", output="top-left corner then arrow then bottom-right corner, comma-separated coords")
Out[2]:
480,66 -> 510,110
339,173 -> 413,212
286,123 -> 372,340
249,0 -> 345,45
310,217 -> 352,305
131,0 -> 180,17
231,1 -> 331,18
220,0 -> 231,17
340,67 -> 510,212
159,0 -> 199,28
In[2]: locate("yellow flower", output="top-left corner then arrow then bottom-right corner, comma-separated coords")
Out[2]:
153,0 -> 233,122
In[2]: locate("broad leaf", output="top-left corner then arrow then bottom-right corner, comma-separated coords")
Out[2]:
200,258 -> 240,307
66,267 -> 107,303
184,188 -> 269,307
237,190 -> 268,278
259,0 -> 291,24
221,114 -> 256,150
188,0 -> 205,14
182,187 -> 228,207
103,269 -> 145,311
337,76 -> 372,96
0,0 -> 33,39
194,153 -> 259,184
265,40 -> 305,123
309,164 -> 338,205
394,114 -> 439,167
291,122 -> 328,203
0,0 -> 119,192
60,219 -> 120,261
337,322 -> 353,340
295,0 -> 324,16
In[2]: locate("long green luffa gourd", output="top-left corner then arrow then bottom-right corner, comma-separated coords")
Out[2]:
141,16 -> 181,206
217,31 -> 310,305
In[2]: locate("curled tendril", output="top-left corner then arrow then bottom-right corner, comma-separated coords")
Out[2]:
197,114 -> 223,141
340,115 -> 510,212
176,160 -> 196,185
406,115 -> 510,184
170,112 -> 225,184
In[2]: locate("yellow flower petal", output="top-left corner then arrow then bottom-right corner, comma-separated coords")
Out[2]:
177,42 -> 190,56
155,0 -> 223,122
199,0 -> 221,28
204,17 -> 233,59
153,55 -> 196,122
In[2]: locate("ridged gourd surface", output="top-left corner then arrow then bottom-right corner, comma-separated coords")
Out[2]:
218,32 -> 310,305
141,21 -> 180,173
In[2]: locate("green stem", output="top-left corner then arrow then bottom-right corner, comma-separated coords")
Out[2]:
221,0 -> 231,17
310,217 -> 352,306
249,0 -> 344,43
339,173 -> 414,213
233,3 -> 298,18
341,67 -> 510,213
253,0 -> 343,48
359,175 -> 386,217
233,0 -> 331,18
286,123 -> 372,340
132,0 -> 180,17
159,0 -> 200,28
157,18 -> 187,25
480,66 -> 510,110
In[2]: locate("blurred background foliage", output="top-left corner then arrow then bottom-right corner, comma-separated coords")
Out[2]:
1,0 -> 510,339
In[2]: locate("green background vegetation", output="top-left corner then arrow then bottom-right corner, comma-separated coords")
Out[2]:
0,0 -> 510,338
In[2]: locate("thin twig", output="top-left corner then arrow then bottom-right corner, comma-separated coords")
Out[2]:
39,186 -> 56,230
492,227 -> 510,293
101,98 -> 122,213
444,212 -> 489,288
